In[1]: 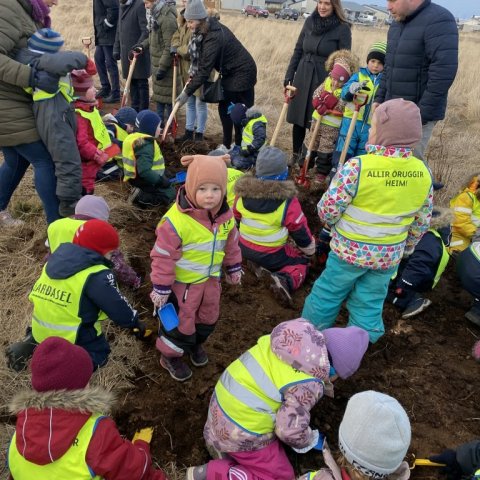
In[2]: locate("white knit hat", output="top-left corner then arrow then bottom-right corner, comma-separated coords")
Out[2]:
339,391 -> 411,478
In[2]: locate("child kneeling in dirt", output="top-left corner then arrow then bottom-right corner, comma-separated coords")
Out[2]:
233,146 -> 315,306
299,390 -> 411,480
150,154 -> 242,382
228,103 -> 267,170
185,319 -> 369,480
7,337 -> 167,480
122,110 -> 176,207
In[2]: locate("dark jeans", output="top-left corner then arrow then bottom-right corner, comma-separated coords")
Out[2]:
218,88 -> 255,148
157,102 -> 172,127
130,78 -> 150,112
0,140 -> 60,224
94,45 -> 120,95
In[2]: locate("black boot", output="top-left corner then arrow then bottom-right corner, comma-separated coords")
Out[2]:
103,92 -> 121,104
194,132 -> 204,142
96,87 -> 111,99
177,129 -> 194,142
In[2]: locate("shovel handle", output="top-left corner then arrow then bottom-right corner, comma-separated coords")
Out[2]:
296,115 -> 322,186
121,53 -> 139,108
270,85 -> 297,147
162,101 -> 181,142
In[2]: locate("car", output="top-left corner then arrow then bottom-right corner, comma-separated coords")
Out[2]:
244,4 -> 269,17
274,7 -> 299,20
357,13 -> 376,25
302,11 -> 311,19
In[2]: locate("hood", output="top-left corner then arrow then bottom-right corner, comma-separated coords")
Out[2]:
245,107 -> 263,121
10,387 -> 114,465
325,49 -> 359,78
430,206 -> 453,230
270,318 -> 330,381
234,174 -> 297,201
46,243 -> 108,280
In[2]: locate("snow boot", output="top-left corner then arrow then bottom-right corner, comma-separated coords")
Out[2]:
194,132 -> 204,142
190,344 -> 208,367
160,355 -> 192,382
401,296 -> 432,319
177,129 -> 194,142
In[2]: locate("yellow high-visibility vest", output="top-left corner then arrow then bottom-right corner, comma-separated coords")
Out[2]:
75,108 -> 112,150
122,132 -> 164,181
226,168 -> 244,208
241,115 -> 267,149
344,70 -> 380,124
25,74 -> 74,103
312,76 -> 343,128
449,190 -> 480,251
47,218 -> 85,253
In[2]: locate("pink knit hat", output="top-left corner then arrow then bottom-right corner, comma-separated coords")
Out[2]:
369,99 -> 422,149
71,69 -> 94,100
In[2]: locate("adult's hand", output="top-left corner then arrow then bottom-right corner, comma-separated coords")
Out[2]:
132,44 -> 144,54
283,78 -> 294,88
112,50 -> 121,61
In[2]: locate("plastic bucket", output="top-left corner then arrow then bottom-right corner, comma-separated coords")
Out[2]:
158,303 -> 179,331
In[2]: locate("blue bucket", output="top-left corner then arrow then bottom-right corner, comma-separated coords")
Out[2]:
158,303 -> 179,331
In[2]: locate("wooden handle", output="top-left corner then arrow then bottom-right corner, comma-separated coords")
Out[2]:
172,63 -> 177,106
270,102 -> 289,147
338,110 -> 359,167
121,55 -> 138,108
162,101 -> 181,141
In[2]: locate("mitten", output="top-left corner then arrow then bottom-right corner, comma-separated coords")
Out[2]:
132,427 -> 154,444
85,58 -> 97,76
156,69 -> 167,81
429,450 -> 462,480
29,68 -> 59,93
170,46 -> 178,56
150,285 -> 171,308
299,239 -> 316,256
94,149 -> 109,166
349,80 -> 368,95
315,91 -> 338,116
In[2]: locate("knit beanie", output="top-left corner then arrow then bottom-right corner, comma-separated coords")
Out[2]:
184,0 -> 208,20
31,337 -> 93,392
71,69 -> 94,100
182,155 -> 227,208
367,41 -> 387,65
28,28 -> 64,54
75,195 -> 110,221
339,391 -> 411,477
73,219 -> 119,256
369,98 -> 422,149
136,110 -> 161,137
229,103 -> 248,126
322,326 -> 369,379
115,107 -> 138,129
255,147 -> 288,180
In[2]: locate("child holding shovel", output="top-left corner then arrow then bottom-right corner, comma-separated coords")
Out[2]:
150,154 -> 242,382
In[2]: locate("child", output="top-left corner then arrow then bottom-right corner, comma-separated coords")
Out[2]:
301,49 -> 358,185
429,440 -> 480,480
122,110 -> 176,207
185,319 -> 369,480
449,173 -> 480,253
388,207 -> 452,318
302,99 -> 433,343
7,336 -> 167,480
16,28 -> 95,216
333,41 -> 387,169
299,390 -> 411,480
233,146 -> 315,306
72,69 -> 112,195
150,154 -> 242,382
228,103 -> 267,170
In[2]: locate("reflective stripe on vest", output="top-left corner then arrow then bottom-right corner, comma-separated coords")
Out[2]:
30,263 -> 109,344
236,197 -> 288,247
215,335 -> 320,435
241,115 -> 267,148
429,229 -> 450,288
334,154 -> 431,245
344,71 -> 380,124
227,168 -> 244,208
160,203 -> 234,284
8,414 -> 104,479
114,124 -> 129,142
312,77 -> 343,128
122,132 -> 165,181
470,242 -> 480,262
47,218 -> 86,253
75,108 -> 112,150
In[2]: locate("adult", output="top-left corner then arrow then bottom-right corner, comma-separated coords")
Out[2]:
93,0 -> 121,104
113,0 -> 151,112
176,0 -> 257,150
374,0 -> 458,161
284,0 -> 351,161
0,0 -> 61,226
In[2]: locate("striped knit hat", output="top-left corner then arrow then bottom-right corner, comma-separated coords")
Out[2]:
28,28 -> 64,54
71,69 -> 94,99
367,41 -> 387,65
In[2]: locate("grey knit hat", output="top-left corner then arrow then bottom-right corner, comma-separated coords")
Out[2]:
184,0 -> 208,20
339,391 -> 411,478
255,147 -> 287,179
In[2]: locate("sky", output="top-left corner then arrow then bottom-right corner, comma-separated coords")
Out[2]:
376,0 -> 479,19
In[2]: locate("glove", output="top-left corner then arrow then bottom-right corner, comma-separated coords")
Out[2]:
314,91 -> 339,116
93,149 -> 109,166
429,449 -> 462,480
112,50 -> 121,61
299,239 -> 316,257
283,78 -> 293,88
170,46 -> 178,56
29,68 -> 60,94
349,80 -> 368,95
156,69 -> 167,81
132,321 -> 148,340
58,199 -> 77,218
150,285 -> 171,308
226,271 -> 243,285
240,145 -> 254,157
85,58 -> 97,76
132,427 -> 154,444
132,44 -> 144,54
176,90 -> 189,107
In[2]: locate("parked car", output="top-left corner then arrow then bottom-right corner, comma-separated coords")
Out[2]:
244,5 -> 269,17
275,8 -> 299,20
302,11 -> 311,19
357,13 -> 376,25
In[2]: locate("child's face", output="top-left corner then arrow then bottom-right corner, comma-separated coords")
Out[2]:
195,183 -> 223,210
126,124 -> 135,133
154,124 -> 162,138
84,85 -> 97,102
330,77 -> 345,91
368,59 -> 384,75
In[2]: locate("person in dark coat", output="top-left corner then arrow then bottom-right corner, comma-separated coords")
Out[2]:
374,0 -> 458,161
175,0 -> 257,150
94,0 -> 120,103
284,0 -> 351,162
113,0 -> 151,111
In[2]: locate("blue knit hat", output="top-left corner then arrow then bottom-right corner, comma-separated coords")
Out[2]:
229,103 -> 248,126
136,110 -> 161,137
115,107 -> 137,129
28,28 -> 65,54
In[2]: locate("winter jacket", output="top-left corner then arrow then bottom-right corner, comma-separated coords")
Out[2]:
449,187 -> 480,253
30,243 -> 140,368
126,136 -> 167,186
204,319 -> 330,454
240,107 -> 267,153
94,0 -> 119,46
456,440 -> 480,476
170,10 -> 191,87
184,17 -> 257,96
114,0 -> 151,80
374,0 -> 458,124
0,0 -> 41,146
142,2 -> 179,104
457,243 -> 480,300
8,387 -> 166,480
285,11 -> 351,128
150,186 -> 241,287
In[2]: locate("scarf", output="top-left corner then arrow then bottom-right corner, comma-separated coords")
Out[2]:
188,31 -> 203,77
146,0 -> 166,31
29,0 -> 51,27
311,10 -> 340,35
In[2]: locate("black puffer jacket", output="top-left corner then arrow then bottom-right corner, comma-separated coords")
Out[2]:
94,0 -> 119,46
185,17 -> 257,96
375,0 -> 458,123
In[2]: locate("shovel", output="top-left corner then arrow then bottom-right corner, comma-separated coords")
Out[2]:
270,85 -> 297,147
295,113 -> 323,188
407,454 -> 445,470
82,36 -> 103,109
120,50 -> 140,108
165,54 -> 179,142
162,79 -> 191,143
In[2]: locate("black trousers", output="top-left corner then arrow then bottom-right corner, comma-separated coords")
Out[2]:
130,78 -> 150,112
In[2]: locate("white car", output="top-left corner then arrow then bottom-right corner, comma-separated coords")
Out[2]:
302,11 -> 311,18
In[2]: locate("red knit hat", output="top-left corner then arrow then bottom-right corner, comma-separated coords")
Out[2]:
73,219 -> 120,256
71,69 -> 94,99
331,63 -> 350,82
31,337 -> 93,392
